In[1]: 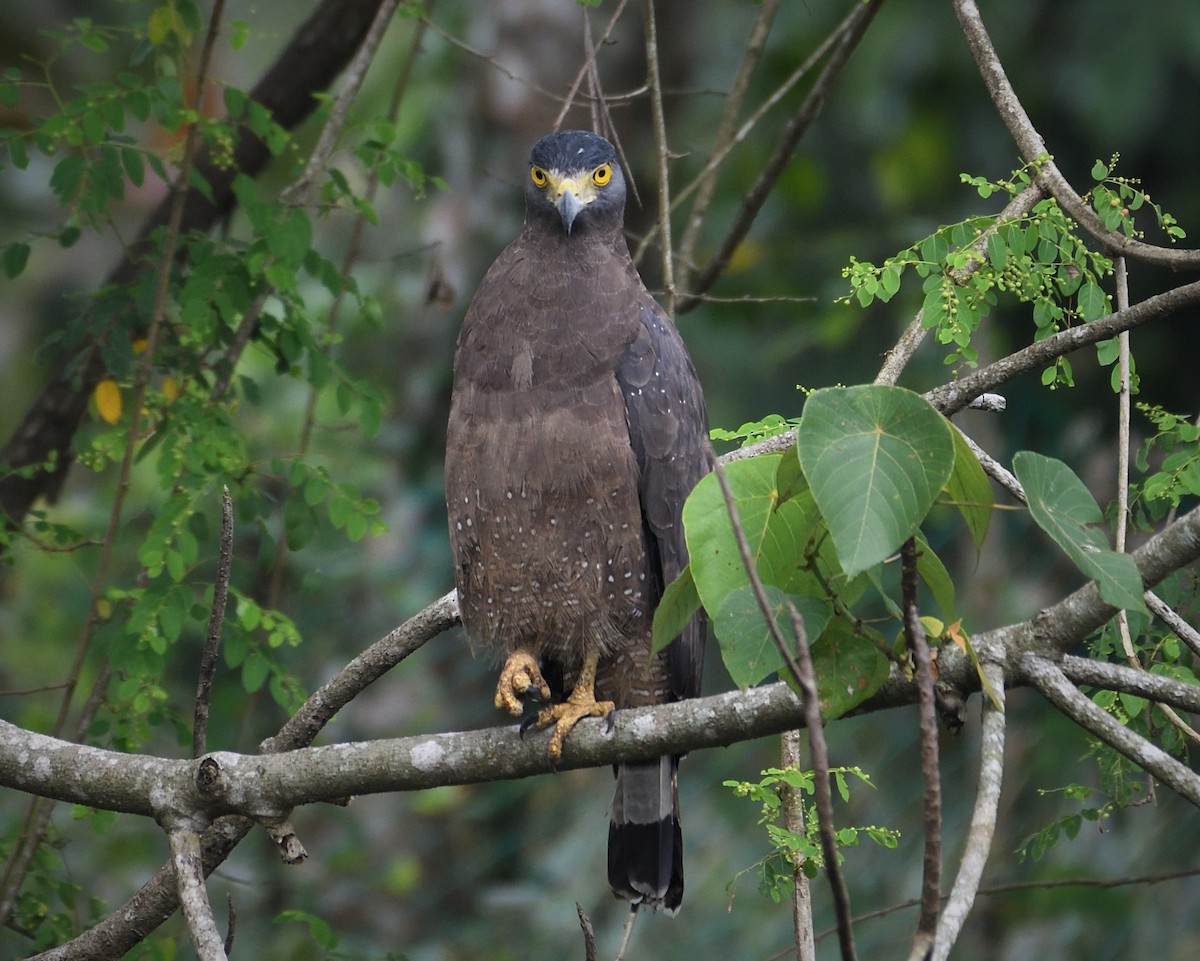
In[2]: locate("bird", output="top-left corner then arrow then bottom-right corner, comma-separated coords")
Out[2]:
444,129 -> 709,913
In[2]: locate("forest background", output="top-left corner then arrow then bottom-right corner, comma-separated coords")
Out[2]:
2,1 -> 1200,960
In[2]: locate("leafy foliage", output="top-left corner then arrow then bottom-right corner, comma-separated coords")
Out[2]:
724,766 -> 899,903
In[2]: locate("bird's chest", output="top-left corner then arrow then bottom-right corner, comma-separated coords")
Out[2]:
446,261 -> 652,659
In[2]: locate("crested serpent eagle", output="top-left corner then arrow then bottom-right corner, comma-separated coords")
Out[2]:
444,130 -> 709,913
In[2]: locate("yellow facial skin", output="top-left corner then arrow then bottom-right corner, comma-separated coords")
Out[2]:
530,163 -> 613,233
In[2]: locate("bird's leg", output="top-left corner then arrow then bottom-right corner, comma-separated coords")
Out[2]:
494,649 -> 551,716
533,651 -> 616,758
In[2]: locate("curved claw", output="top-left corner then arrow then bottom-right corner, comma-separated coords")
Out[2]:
494,650 -> 551,717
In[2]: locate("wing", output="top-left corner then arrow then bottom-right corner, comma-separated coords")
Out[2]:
615,297 -> 709,700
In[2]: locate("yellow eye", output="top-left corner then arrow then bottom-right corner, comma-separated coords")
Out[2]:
592,163 -> 612,187
530,166 -> 548,187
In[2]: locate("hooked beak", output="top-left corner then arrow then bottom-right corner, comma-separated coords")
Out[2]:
555,187 -> 583,234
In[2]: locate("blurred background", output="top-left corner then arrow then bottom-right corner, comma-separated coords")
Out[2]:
2,1 -> 1199,959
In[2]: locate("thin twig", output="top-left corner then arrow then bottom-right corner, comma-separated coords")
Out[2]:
575,902 -> 597,961
783,603 -> 859,961
642,0 -> 675,315
194,487 -> 234,758
223,893 -> 236,957
780,729 -> 817,961
705,441 -> 856,959
283,0 -> 402,205
633,4 -> 853,266
677,0 -> 886,313
901,538 -> 941,958
614,907 -> 638,961
1109,260 -> 1200,744
552,0 -> 633,132
677,0 -> 780,287
808,867 -> 1200,948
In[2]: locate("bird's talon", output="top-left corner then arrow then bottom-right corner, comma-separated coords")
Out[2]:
494,651 -> 551,717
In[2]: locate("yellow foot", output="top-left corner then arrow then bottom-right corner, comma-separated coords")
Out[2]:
528,651 -> 615,758
534,694 -> 616,758
494,650 -> 551,717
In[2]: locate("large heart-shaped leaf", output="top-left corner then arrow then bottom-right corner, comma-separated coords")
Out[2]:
1013,451 -> 1146,613
798,386 -> 955,577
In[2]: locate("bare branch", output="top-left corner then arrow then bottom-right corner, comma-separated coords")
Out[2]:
283,0 -> 402,205
677,0 -> 886,313
677,0 -> 780,285
1058,655 -> 1200,714
925,280 -> 1200,417
901,539 -> 941,957
642,0 -> 676,315
167,827 -> 227,961
874,183 -> 1046,387
952,0 -> 1200,271
932,661 -> 1006,961
1018,654 -> 1200,807
780,729 -> 817,961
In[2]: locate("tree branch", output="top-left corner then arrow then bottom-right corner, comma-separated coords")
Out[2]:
0,0 -> 394,536
1017,654 -> 1200,808
166,826 -> 227,961
1058,655 -> 1200,714
901,539 -> 941,958
677,0 -> 886,314
925,279 -> 1200,417
931,661 -> 1005,961
951,0 -> 1200,271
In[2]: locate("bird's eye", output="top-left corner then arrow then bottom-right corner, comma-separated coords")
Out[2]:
592,163 -> 612,187
530,166 -> 548,187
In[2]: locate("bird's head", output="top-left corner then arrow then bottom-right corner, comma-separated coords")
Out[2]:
525,130 -> 626,236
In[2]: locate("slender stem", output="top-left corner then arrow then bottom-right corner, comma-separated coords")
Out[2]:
642,0 -> 675,315
194,487 -> 234,758
901,539 -> 941,953
677,0 -> 780,284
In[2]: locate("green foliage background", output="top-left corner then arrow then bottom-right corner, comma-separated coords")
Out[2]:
2,1 -> 1200,959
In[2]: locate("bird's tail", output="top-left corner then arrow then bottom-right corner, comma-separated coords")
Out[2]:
608,756 -> 683,913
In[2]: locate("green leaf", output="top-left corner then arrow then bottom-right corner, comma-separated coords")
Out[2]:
4,243 -> 30,279
1077,281 -> 1110,322
798,385 -> 955,577
796,617 -> 890,720
986,231 -> 1007,271
242,651 -> 270,693
1013,451 -> 1147,613
945,425 -> 993,551
651,564 -> 701,656
914,532 -> 956,620
713,586 -> 831,689
683,454 -> 817,617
